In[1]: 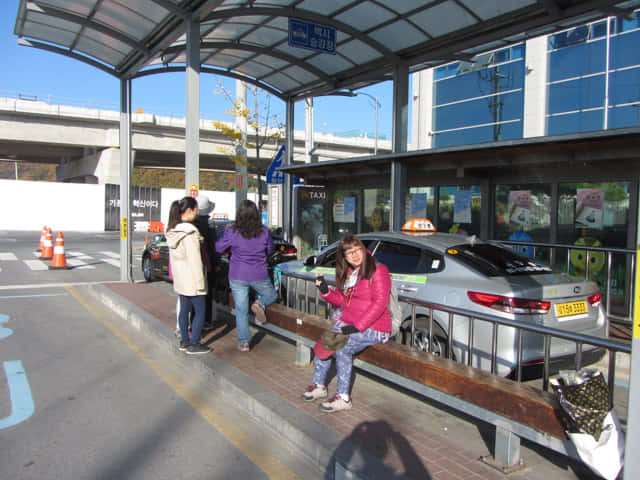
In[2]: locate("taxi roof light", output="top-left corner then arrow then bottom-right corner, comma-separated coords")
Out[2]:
401,218 -> 436,234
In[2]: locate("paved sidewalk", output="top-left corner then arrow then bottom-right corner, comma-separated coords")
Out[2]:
84,281 -> 605,480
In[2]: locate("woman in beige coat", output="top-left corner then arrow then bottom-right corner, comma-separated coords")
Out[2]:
166,196 -> 209,355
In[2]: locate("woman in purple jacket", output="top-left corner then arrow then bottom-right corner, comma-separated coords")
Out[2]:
302,234 -> 392,413
215,200 -> 277,352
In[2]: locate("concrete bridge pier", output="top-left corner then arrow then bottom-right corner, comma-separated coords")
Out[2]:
57,147 -> 132,184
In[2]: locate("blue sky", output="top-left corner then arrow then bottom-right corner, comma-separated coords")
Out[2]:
2,0 -> 395,140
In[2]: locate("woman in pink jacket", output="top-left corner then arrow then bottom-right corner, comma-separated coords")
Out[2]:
301,234 -> 391,413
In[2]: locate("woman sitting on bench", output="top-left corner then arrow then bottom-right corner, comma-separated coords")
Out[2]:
301,234 -> 392,413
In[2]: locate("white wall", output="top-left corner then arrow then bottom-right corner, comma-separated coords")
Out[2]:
0,179 -> 105,231
160,189 -> 259,224
0,179 -> 256,231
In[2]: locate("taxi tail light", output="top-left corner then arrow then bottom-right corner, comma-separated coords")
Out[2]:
467,291 -> 551,315
588,291 -> 601,307
281,246 -> 297,255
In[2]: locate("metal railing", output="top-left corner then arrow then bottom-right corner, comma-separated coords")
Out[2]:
497,239 -> 635,324
277,270 -> 631,407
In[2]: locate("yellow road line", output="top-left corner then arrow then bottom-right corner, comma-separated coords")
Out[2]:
66,286 -> 300,480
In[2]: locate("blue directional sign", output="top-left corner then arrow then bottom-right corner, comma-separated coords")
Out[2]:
266,145 -> 286,184
288,18 -> 336,55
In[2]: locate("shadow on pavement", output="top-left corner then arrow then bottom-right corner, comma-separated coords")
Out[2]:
326,420 -> 430,480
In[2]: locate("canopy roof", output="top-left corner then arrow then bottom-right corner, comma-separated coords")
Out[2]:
14,0 -> 640,101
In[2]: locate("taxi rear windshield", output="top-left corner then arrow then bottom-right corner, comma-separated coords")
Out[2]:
449,244 -> 553,277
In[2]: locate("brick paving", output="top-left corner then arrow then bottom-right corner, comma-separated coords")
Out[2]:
104,282 -> 600,480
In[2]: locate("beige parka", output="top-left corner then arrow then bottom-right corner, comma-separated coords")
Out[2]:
166,222 -> 207,296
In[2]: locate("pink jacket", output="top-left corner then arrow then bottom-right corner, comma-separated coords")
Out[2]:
321,263 -> 392,333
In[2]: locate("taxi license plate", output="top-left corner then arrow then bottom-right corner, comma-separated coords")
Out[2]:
555,301 -> 588,318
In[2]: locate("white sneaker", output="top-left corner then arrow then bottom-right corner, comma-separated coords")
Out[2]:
319,394 -> 352,413
301,384 -> 328,402
251,301 -> 268,325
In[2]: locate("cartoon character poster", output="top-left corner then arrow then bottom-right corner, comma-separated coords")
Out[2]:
508,190 -> 531,227
576,188 -> 603,229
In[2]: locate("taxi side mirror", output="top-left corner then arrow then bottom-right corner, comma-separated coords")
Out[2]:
304,255 -> 317,267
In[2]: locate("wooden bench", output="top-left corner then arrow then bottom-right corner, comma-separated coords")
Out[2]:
262,302 -> 572,472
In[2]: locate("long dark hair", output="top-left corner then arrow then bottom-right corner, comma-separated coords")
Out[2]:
167,196 -> 197,231
232,200 -> 263,239
335,234 -> 377,291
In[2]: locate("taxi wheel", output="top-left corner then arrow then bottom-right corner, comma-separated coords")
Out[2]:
142,255 -> 154,282
401,319 -> 451,359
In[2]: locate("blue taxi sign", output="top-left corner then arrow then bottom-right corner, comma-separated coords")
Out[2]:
288,18 -> 336,54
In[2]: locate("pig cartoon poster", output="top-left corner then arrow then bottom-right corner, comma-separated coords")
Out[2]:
576,188 -> 603,229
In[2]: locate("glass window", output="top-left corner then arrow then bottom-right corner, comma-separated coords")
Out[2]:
608,104 -> 640,129
405,187 -> 436,225
362,188 -> 390,233
547,76 -> 605,115
434,121 -> 522,148
557,182 -> 630,248
547,109 -> 604,135
494,184 -> 551,239
548,40 -> 605,82
373,242 -> 444,274
435,91 -> 524,131
435,62 -> 524,105
451,244 -> 552,277
438,185 -> 482,236
610,30 -> 640,70
609,67 -> 640,106
330,189 -> 359,243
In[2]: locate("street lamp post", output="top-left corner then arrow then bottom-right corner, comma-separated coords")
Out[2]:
354,91 -> 380,155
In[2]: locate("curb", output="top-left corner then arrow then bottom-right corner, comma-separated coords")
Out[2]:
82,283 -> 407,480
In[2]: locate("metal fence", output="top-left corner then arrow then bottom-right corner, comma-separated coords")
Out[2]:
278,270 -> 631,407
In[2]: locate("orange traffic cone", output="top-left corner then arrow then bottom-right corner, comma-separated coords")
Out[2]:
50,232 -> 69,269
37,225 -> 47,251
40,228 -> 53,259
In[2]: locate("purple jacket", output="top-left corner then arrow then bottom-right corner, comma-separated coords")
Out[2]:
215,226 -> 275,282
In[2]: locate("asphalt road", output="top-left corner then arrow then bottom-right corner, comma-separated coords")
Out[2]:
0,230 -> 149,288
0,231 -> 320,479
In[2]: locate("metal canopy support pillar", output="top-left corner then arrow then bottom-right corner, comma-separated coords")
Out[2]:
283,98 -> 294,242
624,192 -> 640,478
391,63 -> 409,230
118,78 -> 132,282
185,18 -> 200,196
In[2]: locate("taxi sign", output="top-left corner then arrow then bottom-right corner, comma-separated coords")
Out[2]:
401,218 -> 436,233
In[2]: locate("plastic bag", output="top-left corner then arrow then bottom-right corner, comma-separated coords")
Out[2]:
551,368 -> 624,480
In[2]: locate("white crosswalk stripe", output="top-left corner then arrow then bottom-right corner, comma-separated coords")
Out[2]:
24,259 -> 48,271
66,259 -> 96,269
0,253 -> 18,261
101,258 -> 120,267
99,251 -> 120,259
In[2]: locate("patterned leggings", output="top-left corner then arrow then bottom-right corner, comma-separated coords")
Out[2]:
312,323 -> 387,395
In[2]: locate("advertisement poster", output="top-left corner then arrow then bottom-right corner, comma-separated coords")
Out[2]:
508,190 -> 531,227
576,188 -> 604,229
333,196 -> 355,223
453,191 -> 472,224
405,193 -> 427,220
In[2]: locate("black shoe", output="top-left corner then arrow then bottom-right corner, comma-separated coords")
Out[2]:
186,343 -> 209,355
178,340 -> 189,351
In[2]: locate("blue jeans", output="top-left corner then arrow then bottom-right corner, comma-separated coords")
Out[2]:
312,324 -> 386,395
229,279 -> 278,345
179,295 -> 206,345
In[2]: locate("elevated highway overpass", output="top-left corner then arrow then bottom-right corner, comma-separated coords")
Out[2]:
0,96 -> 389,184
